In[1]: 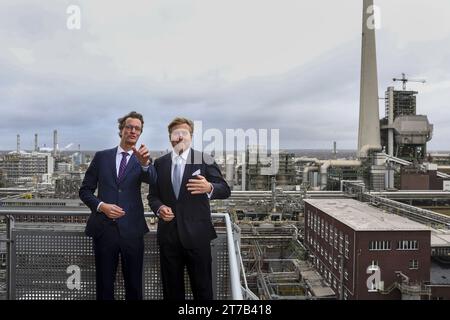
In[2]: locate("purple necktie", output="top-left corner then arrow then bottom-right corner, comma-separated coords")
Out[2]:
118,152 -> 129,181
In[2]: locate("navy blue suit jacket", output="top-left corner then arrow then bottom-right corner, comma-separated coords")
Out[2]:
79,147 -> 157,239
148,149 -> 231,249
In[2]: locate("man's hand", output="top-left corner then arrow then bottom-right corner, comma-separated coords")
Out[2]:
158,205 -> 174,222
132,144 -> 150,166
99,203 -> 125,219
186,175 -> 212,195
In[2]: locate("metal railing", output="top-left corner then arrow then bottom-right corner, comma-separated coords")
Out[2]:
0,210 -> 243,300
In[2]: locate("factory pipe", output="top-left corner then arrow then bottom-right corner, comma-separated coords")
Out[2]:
303,166 -> 319,185
320,160 -> 362,190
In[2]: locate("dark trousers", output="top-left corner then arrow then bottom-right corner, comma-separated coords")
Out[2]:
159,231 -> 213,300
93,222 -> 144,300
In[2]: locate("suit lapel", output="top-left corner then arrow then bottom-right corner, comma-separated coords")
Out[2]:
177,149 -> 193,200
111,147 -> 119,185
163,153 -> 177,200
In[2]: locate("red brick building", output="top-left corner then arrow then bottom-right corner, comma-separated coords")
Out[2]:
400,167 -> 447,190
304,199 -> 431,300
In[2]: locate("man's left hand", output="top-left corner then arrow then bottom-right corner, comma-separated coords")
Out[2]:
132,144 -> 150,166
186,175 -> 212,194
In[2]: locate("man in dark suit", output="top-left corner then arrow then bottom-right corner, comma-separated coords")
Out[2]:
79,111 -> 156,300
148,117 -> 231,300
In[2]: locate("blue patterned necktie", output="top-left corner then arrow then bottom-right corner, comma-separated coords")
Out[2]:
172,156 -> 182,199
118,152 -> 129,181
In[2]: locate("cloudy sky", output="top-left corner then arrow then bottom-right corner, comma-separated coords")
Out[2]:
1,0 -> 450,152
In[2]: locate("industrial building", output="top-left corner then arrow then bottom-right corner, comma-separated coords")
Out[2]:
304,198 -> 431,300
0,170 -> 5,188
55,172 -> 84,198
381,84 -> 433,163
400,164 -> 447,190
236,147 -> 298,191
0,151 -> 54,185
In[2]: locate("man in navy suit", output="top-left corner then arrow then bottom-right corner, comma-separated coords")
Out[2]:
79,111 -> 156,300
148,117 -> 231,300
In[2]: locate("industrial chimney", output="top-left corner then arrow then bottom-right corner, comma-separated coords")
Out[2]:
17,134 -> 20,153
53,129 -> 58,157
357,0 -> 382,158
34,133 -> 38,152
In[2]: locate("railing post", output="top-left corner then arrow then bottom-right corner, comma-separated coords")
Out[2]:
210,239 -> 218,299
6,215 -> 13,300
223,213 -> 243,300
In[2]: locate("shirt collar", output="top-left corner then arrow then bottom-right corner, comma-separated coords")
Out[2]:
171,147 -> 190,162
117,146 -> 133,157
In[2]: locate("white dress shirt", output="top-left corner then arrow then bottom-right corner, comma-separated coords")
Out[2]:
171,147 -> 190,187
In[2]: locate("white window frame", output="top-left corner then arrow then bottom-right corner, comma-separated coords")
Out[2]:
409,259 -> 419,270
339,232 -> 344,254
344,234 -> 349,258
369,241 -> 391,251
397,240 -> 418,250
334,230 -> 338,249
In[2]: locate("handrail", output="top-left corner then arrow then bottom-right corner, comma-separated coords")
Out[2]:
221,213 -> 244,300
0,210 -> 243,300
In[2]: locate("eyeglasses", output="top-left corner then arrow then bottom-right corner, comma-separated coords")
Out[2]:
170,129 -> 191,139
124,124 -> 142,133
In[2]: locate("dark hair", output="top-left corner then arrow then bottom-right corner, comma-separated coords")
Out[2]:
167,117 -> 194,135
118,111 -> 144,138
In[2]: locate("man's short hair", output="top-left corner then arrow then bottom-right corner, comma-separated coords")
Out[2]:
168,117 -> 194,135
118,111 -> 144,138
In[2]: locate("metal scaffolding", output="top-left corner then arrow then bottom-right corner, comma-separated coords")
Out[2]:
237,221 -> 334,299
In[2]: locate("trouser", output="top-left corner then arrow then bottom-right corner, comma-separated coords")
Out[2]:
93,222 -> 144,300
159,231 -> 213,300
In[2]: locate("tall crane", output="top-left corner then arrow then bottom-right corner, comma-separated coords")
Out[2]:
393,73 -> 426,90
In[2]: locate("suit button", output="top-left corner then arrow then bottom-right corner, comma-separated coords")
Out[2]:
118,189 -> 122,193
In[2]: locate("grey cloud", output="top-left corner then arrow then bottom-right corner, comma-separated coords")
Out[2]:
1,2 -> 450,153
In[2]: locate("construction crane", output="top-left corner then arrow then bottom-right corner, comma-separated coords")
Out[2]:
393,73 -> 426,91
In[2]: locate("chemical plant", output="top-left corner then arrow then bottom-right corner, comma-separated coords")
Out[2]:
0,0 -> 449,300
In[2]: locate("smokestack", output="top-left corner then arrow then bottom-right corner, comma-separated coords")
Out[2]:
17,134 -> 20,153
225,154 -> 235,188
333,141 -> 337,159
35,133 -> 38,152
357,0 -> 382,158
241,152 -> 246,191
53,129 -> 58,157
